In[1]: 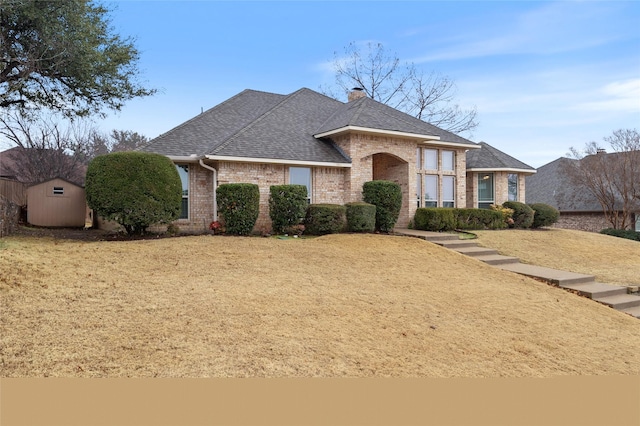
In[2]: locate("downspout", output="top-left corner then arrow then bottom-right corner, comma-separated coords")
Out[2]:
198,158 -> 218,222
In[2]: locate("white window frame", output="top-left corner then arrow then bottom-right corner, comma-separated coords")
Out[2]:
289,166 -> 312,203
478,173 -> 495,209
508,173 -> 518,202
176,164 -> 189,219
441,150 -> 455,172
424,175 -> 438,207
442,176 -> 455,208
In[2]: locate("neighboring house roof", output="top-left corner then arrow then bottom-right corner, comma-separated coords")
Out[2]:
466,142 -> 536,173
0,147 -> 22,181
525,157 -> 602,212
142,87 -> 478,164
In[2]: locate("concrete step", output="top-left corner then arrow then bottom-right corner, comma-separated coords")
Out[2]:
560,282 -> 628,299
620,306 -> 640,319
473,254 -> 520,266
395,229 -> 459,242
593,294 -> 640,310
497,263 -> 595,286
454,246 -> 499,257
435,240 -> 480,249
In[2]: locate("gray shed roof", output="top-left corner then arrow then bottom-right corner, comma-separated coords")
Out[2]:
143,87 -> 478,164
466,142 -> 535,172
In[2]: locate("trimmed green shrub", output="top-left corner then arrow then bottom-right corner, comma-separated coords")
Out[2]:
502,201 -> 535,229
455,208 -> 506,230
345,202 -> 376,233
269,185 -> 308,234
414,208 -> 456,232
600,228 -> 640,241
362,180 -> 402,232
414,208 -> 506,231
304,204 -> 347,235
529,203 -> 560,228
216,183 -> 260,235
85,152 -> 181,235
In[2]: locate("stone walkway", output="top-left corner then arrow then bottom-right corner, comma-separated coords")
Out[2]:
395,229 -> 640,319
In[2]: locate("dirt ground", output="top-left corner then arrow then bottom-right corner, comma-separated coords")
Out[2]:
1,228 -> 639,378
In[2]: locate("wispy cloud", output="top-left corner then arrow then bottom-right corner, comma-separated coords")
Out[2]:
410,2 -> 631,63
574,79 -> 640,113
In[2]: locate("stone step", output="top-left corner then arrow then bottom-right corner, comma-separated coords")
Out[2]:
620,306 -> 640,319
560,282 -> 629,299
435,240 -> 480,249
453,246 -> 499,257
496,263 -> 595,286
593,294 -> 640,310
473,254 -> 520,266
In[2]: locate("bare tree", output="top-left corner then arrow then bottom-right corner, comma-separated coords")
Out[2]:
321,42 -> 478,135
0,112 -> 92,184
564,129 -> 640,229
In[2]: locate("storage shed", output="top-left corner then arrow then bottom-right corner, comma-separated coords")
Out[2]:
27,178 -> 90,227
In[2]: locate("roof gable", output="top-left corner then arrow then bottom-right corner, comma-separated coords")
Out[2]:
466,142 -> 535,172
315,96 -> 476,146
209,88 -> 349,163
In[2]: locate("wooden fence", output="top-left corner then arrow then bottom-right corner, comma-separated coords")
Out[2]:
0,178 -> 27,206
0,179 -> 26,237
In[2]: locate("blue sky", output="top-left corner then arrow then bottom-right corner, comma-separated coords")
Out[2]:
59,1 -> 640,167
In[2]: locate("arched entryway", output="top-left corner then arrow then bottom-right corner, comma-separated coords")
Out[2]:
371,153 -> 410,227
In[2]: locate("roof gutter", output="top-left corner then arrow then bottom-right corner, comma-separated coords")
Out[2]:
467,167 -> 536,174
198,158 -> 218,222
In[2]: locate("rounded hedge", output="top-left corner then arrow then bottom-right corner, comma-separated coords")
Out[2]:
502,201 -> 534,229
529,203 -> 560,228
362,180 -> 402,232
216,183 -> 260,235
85,152 -> 181,235
304,204 -> 347,235
269,184 -> 307,234
414,208 -> 456,231
345,202 -> 376,232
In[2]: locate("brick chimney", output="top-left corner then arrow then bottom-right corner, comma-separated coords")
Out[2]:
348,87 -> 366,102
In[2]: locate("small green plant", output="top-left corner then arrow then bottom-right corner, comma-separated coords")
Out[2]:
600,228 -> 640,241
490,204 -> 515,227
304,204 -> 347,235
362,180 -> 402,232
345,202 -> 376,233
216,183 -> 260,235
455,208 -> 506,230
502,201 -> 535,229
269,185 -> 308,234
528,203 -> 560,228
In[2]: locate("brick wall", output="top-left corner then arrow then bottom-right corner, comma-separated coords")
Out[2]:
554,212 -> 610,233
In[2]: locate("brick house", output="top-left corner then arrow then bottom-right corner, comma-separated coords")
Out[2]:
526,157 -> 640,232
141,87 -> 534,233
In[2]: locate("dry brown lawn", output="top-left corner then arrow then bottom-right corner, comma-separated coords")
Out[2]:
474,228 -> 640,287
1,231 -> 639,378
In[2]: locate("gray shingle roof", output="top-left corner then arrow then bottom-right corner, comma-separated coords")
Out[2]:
143,87 -> 478,163
525,157 -> 602,212
315,96 -> 477,146
466,142 -> 535,171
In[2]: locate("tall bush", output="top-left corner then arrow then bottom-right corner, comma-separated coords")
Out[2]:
304,204 -> 346,235
268,184 -> 307,234
216,183 -> 260,235
345,202 -> 376,232
502,201 -> 535,229
362,180 -> 402,232
85,152 -> 181,235
529,203 -> 560,228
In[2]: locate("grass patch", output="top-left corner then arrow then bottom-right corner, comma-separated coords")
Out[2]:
1,233 -> 638,378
